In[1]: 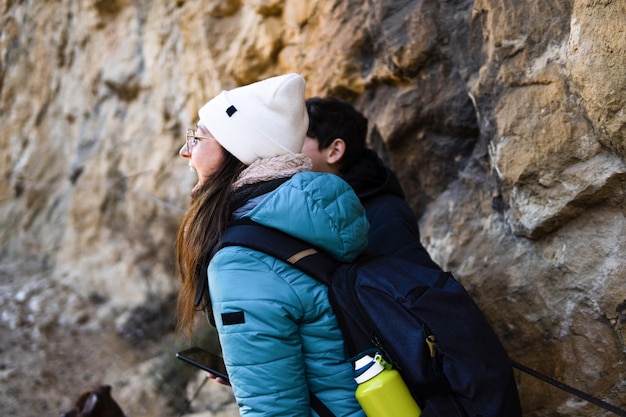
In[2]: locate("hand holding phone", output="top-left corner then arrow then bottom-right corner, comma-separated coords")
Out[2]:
176,347 -> 229,383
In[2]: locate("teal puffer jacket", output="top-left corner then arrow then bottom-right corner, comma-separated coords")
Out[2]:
209,172 -> 369,417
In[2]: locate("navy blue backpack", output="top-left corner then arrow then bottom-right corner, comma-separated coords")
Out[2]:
218,219 -> 522,417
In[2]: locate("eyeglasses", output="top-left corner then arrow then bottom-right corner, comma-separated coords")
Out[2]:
185,128 -> 212,153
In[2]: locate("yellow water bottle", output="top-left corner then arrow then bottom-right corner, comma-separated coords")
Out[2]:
354,353 -> 422,417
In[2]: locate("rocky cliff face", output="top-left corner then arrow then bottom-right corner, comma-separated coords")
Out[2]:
1,0 -> 624,416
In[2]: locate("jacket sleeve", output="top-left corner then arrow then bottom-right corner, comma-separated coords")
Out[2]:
208,246 -> 312,417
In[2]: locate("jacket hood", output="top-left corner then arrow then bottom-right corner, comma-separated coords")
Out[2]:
343,149 -> 405,202
243,171 -> 369,262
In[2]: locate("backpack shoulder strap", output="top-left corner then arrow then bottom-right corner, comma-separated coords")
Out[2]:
218,218 -> 339,285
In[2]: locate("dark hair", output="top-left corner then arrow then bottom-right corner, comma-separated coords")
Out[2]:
176,150 -> 246,337
305,97 -> 368,174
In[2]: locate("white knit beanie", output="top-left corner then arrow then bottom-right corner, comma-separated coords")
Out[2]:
198,73 -> 308,165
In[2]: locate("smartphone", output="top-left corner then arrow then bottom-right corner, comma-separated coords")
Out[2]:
176,347 -> 229,381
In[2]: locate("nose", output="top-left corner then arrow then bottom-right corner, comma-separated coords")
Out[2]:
179,143 -> 190,158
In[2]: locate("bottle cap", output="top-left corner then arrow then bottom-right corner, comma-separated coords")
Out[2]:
354,354 -> 385,384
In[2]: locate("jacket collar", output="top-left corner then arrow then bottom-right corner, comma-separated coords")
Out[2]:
233,153 -> 312,189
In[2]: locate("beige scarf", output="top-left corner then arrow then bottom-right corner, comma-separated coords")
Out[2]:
233,153 -> 312,189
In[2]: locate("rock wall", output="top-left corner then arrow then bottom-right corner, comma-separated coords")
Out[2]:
1,0 -> 624,416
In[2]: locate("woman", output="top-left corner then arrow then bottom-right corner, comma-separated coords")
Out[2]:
176,73 -> 368,416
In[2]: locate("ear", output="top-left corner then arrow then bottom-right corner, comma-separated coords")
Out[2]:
326,138 -> 346,165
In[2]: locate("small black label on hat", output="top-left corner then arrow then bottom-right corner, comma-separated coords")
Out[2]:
226,105 -> 237,117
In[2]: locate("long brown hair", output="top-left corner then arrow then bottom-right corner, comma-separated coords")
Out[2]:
176,151 -> 246,337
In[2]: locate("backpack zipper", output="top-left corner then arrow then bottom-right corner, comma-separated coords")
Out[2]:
426,335 -> 437,358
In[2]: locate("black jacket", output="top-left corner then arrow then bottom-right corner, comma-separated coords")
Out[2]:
343,149 -> 440,269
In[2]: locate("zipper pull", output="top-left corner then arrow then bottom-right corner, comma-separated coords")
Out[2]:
426,335 -> 437,358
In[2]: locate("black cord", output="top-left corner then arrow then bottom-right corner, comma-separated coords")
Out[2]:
177,377 -> 209,417
512,360 -> 626,417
